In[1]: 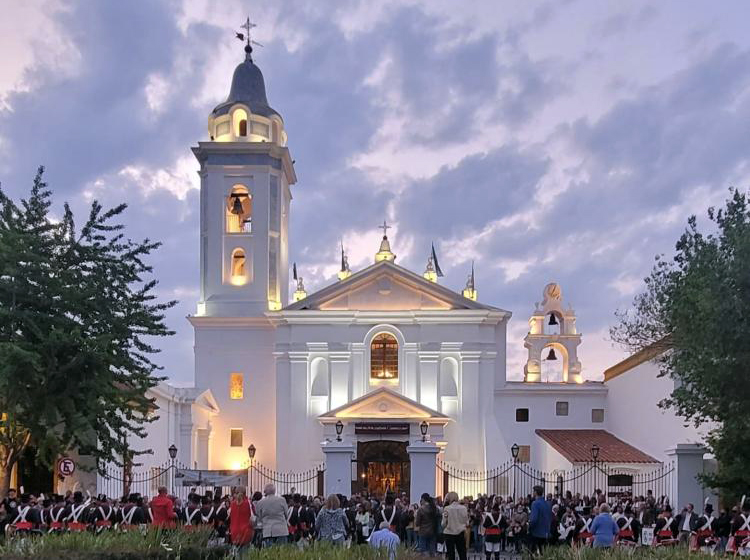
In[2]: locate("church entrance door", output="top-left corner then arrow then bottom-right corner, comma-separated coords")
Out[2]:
352,440 -> 410,497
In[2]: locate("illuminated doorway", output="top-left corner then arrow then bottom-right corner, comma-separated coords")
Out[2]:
352,440 -> 410,497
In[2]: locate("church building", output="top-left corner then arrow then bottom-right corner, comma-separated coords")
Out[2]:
97,42 -> 709,504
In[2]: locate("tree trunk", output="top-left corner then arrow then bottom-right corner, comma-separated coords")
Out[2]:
0,459 -> 15,498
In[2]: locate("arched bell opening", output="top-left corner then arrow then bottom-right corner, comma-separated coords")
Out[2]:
226,185 -> 252,233
543,311 -> 563,335
541,342 -> 568,382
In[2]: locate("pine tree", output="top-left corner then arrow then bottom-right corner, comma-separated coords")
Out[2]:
0,167 -> 175,495
611,188 -> 750,498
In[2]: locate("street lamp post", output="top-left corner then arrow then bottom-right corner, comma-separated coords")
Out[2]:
168,444 -> 178,495
511,443 -> 519,500
247,444 -> 256,492
591,444 -> 600,495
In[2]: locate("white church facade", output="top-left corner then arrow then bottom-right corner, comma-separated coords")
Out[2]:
106,43 -> 711,504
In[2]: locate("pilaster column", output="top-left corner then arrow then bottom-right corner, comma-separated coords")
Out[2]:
329,351 -> 351,409
350,343 -> 365,399
459,351 -> 482,470
403,343 -> 419,401
418,350 -> 439,411
274,351 -> 292,470
288,351 -> 310,466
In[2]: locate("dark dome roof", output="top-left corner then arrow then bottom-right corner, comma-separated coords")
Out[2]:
211,47 -> 281,120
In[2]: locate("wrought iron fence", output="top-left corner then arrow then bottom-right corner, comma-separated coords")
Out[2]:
436,459 -> 674,503
97,460 -> 325,502
248,461 -> 325,498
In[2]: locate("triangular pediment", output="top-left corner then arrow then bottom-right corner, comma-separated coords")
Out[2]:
285,260 -> 500,312
319,387 -> 450,422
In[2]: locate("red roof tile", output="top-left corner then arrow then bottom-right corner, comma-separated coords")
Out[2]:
535,429 -> 659,464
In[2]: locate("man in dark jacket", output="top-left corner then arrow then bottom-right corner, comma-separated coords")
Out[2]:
675,503 -> 698,545
528,486 -> 552,552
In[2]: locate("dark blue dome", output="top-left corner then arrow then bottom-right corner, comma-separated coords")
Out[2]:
211,47 -> 281,120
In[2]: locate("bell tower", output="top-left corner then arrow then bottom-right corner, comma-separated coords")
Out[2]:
523,283 -> 583,383
192,42 -> 296,317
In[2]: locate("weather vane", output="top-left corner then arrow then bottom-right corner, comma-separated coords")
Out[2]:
236,16 -> 264,53
378,220 -> 391,237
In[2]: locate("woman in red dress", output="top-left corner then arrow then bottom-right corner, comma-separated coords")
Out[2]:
229,488 -> 255,547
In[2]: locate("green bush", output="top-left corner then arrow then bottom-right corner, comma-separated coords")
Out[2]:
0,531 -> 423,559
532,545 -> 697,560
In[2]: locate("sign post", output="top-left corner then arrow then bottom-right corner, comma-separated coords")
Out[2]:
57,458 -> 76,478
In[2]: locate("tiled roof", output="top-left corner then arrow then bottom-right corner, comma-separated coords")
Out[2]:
535,429 -> 659,464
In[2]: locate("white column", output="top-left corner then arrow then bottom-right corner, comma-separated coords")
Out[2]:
288,351 -> 311,467
460,352 -> 482,470
275,351 -> 292,470
407,441 -> 440,501
350,343 -> 365,399
419,351 -> 439,411
322,440 -> 355,497
666,444 -> 709,508
404,343 -> 419,401
179,406 -> 193,468
330,352 -> 351,409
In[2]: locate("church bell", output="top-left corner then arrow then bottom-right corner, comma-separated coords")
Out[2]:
230,195 -> 244,215
546,348 -> 557,361
548,313 -> 558,326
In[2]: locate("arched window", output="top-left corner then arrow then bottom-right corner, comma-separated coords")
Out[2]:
370,333 -> 398,380
226,185 -> 252,233
231,248 -> 246,284
232,108 -> 248,137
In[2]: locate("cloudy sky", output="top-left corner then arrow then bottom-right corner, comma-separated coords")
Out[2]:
1,1 -> 749,384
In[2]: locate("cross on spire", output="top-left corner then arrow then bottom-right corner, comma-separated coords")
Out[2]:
240,16 -> 256,48
236,16 -> 263,59
378,220 -> 391,238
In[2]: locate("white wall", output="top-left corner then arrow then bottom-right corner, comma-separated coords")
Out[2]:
193,320 -> 277,470
273,313 -> 508,472
493,383 -> 608,468
606,360 -> 707,462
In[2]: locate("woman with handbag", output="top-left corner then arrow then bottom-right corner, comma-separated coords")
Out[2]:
229,487 -> 255,549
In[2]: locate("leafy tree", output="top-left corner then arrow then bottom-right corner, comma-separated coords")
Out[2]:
0,167 -> 175,495
611,188 -> 750,498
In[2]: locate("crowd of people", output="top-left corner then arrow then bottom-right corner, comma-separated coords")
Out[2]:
1,483 -> 750,558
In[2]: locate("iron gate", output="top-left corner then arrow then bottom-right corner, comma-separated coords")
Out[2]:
97,460 -> 325,501
436,459 -> 674,502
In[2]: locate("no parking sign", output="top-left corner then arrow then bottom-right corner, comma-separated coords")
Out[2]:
57,457 -> 76,477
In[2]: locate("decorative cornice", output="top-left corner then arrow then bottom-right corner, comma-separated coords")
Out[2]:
192,142 -> 296,185
497,381 -> 607,396
188,315 -> 273,328
268,309 -> 509,326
